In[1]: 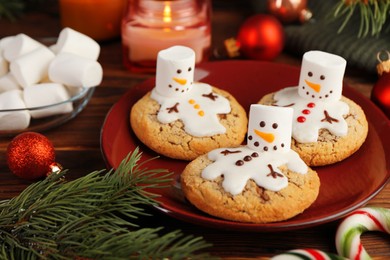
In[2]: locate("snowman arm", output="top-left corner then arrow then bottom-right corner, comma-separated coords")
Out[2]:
201,95 -> 231,114
156,102 -> 180,123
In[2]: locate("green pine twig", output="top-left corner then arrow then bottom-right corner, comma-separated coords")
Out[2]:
331,0 -> 390,37
0,148 -> 213,259
0,0 -> 24,20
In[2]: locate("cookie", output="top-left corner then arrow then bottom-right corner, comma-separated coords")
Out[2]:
257,51 -> 368,166
181,105 -> 320,224
130,86 -> 247,160
181,150 -> 320,223
258,92 -> 368,166
130,45 -> 248,160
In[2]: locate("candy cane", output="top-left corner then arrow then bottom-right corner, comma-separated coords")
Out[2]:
271,248 -> 347,260
335,207 -> 390,260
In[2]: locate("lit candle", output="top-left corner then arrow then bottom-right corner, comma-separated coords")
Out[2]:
121,0 -> 211,73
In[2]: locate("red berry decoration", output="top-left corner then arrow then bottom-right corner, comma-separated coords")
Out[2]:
237,14 -> 285,61
7,132 -> 56,180
371,51 -> 390,118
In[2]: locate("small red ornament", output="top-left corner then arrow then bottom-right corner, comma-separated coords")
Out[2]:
371,51 -> 390,118
7,132 -> 56,180
267,0 -> 312,24
237,14 -> 285,61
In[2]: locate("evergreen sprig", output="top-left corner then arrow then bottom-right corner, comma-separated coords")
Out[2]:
0,148 -> 212,259
332,0 -> 390,37
0,0 -> 25,20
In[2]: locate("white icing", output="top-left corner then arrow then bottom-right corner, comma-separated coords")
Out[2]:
274,86 -> 349,143
151,82 -> 231,137
202,146 -> 308,195
151,46 -> 231,137
247,104 -> 293,153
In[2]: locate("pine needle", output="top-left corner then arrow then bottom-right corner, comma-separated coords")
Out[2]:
0,148 -> 212,259
331,0 -> 390,37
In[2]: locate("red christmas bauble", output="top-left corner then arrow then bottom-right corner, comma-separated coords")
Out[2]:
237,14 -> 285,61
372,73 -> 390,118
7,132 -> 56,180
371,52 -> 390,118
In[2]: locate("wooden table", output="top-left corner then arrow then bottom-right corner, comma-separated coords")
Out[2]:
0,5 -> 389,259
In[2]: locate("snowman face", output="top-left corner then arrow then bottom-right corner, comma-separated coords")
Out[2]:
155,45 -> 195,97
247,104 -> 293,153
298,51 -> 346,102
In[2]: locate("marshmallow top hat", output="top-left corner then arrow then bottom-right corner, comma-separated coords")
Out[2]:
298,50 -> 346,102
155,45 -> 195,97
247,104 -> 293,153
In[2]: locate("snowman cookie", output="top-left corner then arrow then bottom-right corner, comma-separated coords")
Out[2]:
130,46 -> 247,160
181,105 -> 320,223
258,51 -> 368,166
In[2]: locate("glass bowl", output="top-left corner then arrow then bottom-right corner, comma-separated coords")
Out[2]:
0,87 -> 95,136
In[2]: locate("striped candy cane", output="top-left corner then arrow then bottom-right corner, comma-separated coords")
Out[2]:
271,248 -> 347,260
335,207 -> 390,260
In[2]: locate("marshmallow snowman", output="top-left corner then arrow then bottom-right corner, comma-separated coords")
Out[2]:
151,45 -> 231,137
247,104 -> 293,153
298,51 -> 346,101
201,104 -> 307,196
274,51 -> 350,143
155,45 -> 195,98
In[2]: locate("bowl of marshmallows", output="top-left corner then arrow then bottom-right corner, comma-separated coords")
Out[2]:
0,27 -> 103,135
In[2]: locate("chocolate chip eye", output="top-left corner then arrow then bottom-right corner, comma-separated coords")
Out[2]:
272,123 -> 278,129
320,75 -> 325,80
260,121 -> 266,127
177,69 -> 182,74
188,67 -> 192,72
308,71 -> 313,77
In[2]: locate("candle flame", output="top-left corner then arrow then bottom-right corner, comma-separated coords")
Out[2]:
163,3 -> 172,23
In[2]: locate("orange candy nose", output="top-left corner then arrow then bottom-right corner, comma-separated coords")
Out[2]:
173,77 -> 187,85
254,129 -> 275,143
305,79 -> 321,93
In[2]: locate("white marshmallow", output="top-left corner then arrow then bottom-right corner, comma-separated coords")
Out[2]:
247,104 -> 293,153
55,27 -> 100,60
0,73 -> 21,93
48,52 -> 103,88
3,34 -> 43,62
23,83 -> 73,118
155,45 -> 195,98
0,90 -> 30,131
298,51 -> 346,102
10,46 -> 55,88
0,36 -> 13,77
0,56 -> 8,77
0,36 -> 15,50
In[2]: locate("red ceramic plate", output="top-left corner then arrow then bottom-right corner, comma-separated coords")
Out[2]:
100,60 -> 390,231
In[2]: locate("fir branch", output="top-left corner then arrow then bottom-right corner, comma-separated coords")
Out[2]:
0,0 -> 25,20
331,0 -> 390,37
0,148 -> 212,259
